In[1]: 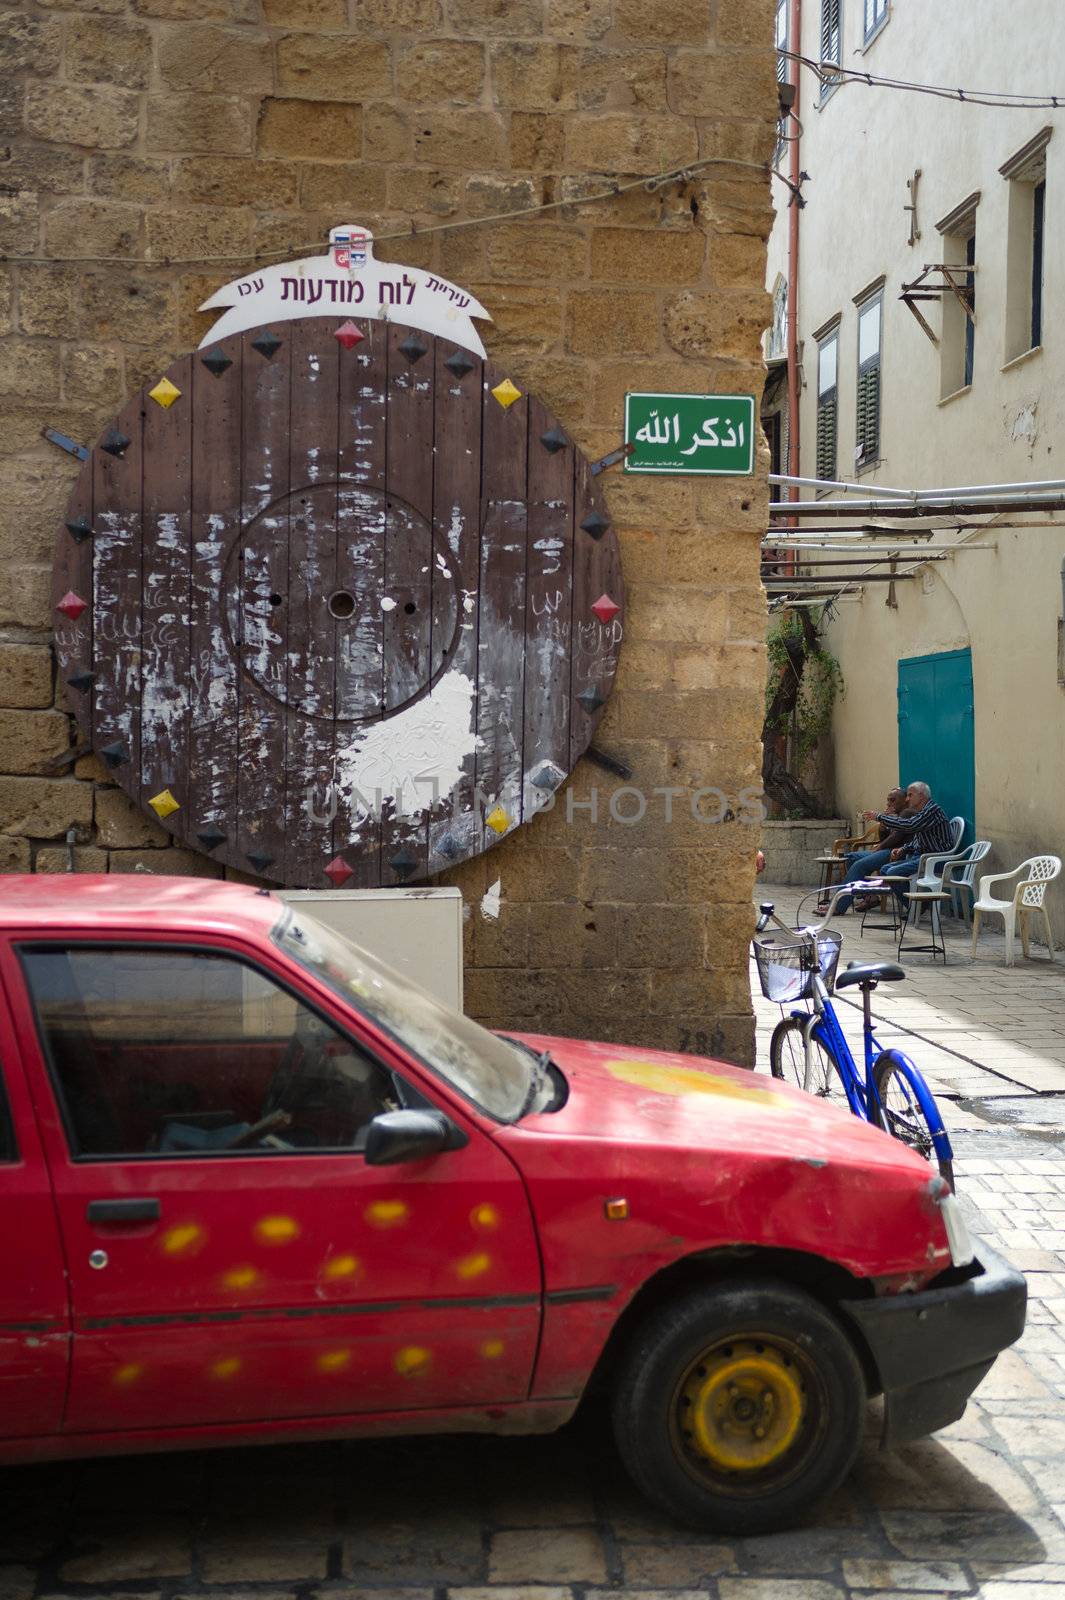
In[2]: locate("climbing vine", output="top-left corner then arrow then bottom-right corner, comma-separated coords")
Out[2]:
762,608 -> 845,816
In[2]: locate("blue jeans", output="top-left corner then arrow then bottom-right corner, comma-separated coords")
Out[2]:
883,857 -> 920,904
832,848 -> 893,914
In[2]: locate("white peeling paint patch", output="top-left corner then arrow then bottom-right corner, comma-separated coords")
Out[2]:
463,592 -> 476,614
448,505 -> 464,554
435,552 -> 452,578
380,596 -> 397,611
335,669 -> 478,819
480,879 -> 502,920
1009,400 -> 1038,449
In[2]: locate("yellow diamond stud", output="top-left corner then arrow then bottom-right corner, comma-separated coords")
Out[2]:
149,788 -> 180,821
491,378 -> 522,409
486,806 -> 510,835
148,377 -> 182,410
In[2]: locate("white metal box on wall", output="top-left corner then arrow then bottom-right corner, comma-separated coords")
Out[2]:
278,888 -> 464,1011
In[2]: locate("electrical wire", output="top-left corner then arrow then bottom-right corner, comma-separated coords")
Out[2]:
781,50 -> 1065,110
2,154 -> 770,270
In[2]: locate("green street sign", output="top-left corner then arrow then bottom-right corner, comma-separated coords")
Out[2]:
624,392 -> 756,476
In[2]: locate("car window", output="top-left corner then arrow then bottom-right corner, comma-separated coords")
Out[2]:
0,1066 -> 14,1162
20,946 -> 399,1160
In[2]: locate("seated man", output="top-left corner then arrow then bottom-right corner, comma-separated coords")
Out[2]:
860,781 -> 956,906
822,787 -> 911,915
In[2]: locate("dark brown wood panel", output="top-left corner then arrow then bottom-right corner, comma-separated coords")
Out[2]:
569,457 -> 623,768
92,402 -> 143,791
523,397 -> 575,821
53,458 -> 93,726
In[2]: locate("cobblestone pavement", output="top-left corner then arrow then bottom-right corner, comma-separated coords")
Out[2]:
2,886 -> 1063,1599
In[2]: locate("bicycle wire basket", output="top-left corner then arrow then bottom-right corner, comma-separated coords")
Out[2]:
754,927 -> 842,1002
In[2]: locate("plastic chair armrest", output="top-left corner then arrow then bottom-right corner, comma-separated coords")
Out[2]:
977,865 -> 1026,897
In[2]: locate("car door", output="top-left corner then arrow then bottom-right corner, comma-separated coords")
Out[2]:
9,936 -> 541,1437
0,970 -> 70,1441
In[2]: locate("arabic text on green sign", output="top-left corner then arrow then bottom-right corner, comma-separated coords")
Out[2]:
624,392 -> 755,476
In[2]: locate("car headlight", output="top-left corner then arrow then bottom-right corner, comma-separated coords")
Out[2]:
937,1189 -> 974,1269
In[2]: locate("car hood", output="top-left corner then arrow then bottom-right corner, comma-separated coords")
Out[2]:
508,1031 -> 932,1176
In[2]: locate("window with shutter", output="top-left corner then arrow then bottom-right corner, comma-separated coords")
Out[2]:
819,0 -> 841,98
816,329 -> 839,485
774,0 -> 789,162
855,293 -> 882,466
864,0 -> 889,42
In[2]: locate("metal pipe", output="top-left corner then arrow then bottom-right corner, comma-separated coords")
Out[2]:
770,473 -> 1065,502
762,555 -> 953,565
783,0 -> 802,574
769,473 -> 914,500
766,574 -> 914,584
769,496 -> 1065,517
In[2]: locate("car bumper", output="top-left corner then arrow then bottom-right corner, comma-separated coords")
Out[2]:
841,1242 -> 1027,1447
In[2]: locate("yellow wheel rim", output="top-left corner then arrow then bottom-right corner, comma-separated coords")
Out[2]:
678,1338 -> 807,1474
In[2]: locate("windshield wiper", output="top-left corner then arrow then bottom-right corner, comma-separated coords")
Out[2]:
516,1048 -> 552,1120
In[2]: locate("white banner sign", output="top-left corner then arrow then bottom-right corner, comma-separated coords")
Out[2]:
198,225 -> 492,357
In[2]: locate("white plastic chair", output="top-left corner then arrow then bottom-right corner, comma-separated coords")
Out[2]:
899,815 -> 967,924
971,855 -> 1062,966
939,840 -> 991,927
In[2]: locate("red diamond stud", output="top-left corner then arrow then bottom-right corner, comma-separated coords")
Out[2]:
56,591 -> 88,621
334,321 -> 365,351
591,593 -> 620,624
324,854 -> 354,887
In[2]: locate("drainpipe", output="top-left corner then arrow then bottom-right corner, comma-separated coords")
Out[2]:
785,0 -> 802,533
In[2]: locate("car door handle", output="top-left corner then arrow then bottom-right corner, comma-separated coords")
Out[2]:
86,1198 -> 161,1224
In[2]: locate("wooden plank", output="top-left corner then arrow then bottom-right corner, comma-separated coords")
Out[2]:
333,318 -> 388,885
569,457 -> 624,769
52,457 -> 94,736
92,396 -> 143,800
474,365 -> 529,852
427,338 -> 483,873
188,333 -> 242,870
235,329 -> 291,879
140,355 -> 192,844
522,397 -> 574,822
284,318 -> 339,887
377,322 -> 435,885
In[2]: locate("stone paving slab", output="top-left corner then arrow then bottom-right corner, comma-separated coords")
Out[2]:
1,886 -> 1063,1597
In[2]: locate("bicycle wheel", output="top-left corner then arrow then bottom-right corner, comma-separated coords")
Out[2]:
769,1017 -> 845,1101
872,1054 -> 954,1190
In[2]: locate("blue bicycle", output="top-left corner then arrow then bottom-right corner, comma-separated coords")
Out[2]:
754,889 -> 955,1188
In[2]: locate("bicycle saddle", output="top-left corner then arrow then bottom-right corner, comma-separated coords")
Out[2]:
835,960 -> 905,990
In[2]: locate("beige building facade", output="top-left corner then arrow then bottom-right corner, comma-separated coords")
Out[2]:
766,0 -> 1065,938
0,0 -> 777,1059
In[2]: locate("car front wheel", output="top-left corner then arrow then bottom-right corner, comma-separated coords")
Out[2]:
612,1277 -> 866,1533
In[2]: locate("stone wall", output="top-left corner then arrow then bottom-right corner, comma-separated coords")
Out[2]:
0,0 -> 776,1063
760,820 -> 848,887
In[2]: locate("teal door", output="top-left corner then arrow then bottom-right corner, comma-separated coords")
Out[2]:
897,649 -> 975,843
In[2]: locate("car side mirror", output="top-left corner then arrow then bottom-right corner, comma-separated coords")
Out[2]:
364,1109 -> 466,1166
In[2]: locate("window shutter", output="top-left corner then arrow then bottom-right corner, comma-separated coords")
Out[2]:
816,391 -> 837,481
856,361 -> 880,462
821,0 -> 840,63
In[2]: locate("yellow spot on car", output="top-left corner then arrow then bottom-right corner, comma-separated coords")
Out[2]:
366,1199 -> 409,1228
113,1363 -> 143,1386
394,1346 -> 431,1376
255,1215 -> 300,1244
222,1264 -> 259,1291
470,1203 -> 499,1231
604,1058 -> 782,1107
317,1349 -> 351,1373
161,1223 -> 204,1256
321,1253 -> 361,1281
456,1251 -> 491,1280
210,1356 -> 242,1380
481,1339 -> 505,1360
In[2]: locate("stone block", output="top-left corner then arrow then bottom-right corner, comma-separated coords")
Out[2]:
413,110 -> 507,168
566,113 -> 698,173
476,284 -> 562,357
510,111 -> 565,170
3,10 -> 63,74
89,155 -> 173,203
0,835 -> 31,872
0,776 -> 93,837
66,16 -> 153,88
0,145 -> 85,196
146,208 -> 252,261
361,104 -> 412,162
0,644 -> 52,710
258,98 -> 362,160
0,459 -> 70,561
471,901 -> 530,968
173,157 -> 297,209
386,167 -> 462,217
353,0 -> 441,23
25,84 -> 139,150
95,788 -> 170,849
36,0 -> 124,11
0,190 -> 39,258
146,94 -> 254,156
298,161 -> 387,210
490,42 -> 578,110
464,174 -> 540,215
264,0 -> 344,19
82,269 -> 178,345
488,1528 -> 608,1584
664,288 -> 771,359
276,34 -> 390,100
445,0 -> 541,33
64,342 -> 128,408
545,0 -> 612,40
158,25 -> 272,94
135,0 -> 258,16
0,709 -> 71,776
486,222 -> 586,281
566,289 -> 659,356
36,845 -> 109,872
397,40 -> 485,103
0,565 -> 51,629
669,47 -> 778,117
614,0 -> 714,41
591,226 -> 705,284
43,200 -> 141,261
578,47 -> 669,111
109,846 -> 223,877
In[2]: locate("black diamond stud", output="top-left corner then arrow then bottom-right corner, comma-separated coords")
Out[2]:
531,762 -> 561,790
201,346 -> 232,377
399,334 -> 429,363
577,686 -> 606,714
65,516 -> 93,544
540,427 -> 568,454
66,671 -> 96,693
251,330 -> 282,360
436,833 -> 462,860
389,848 -> 418,879
100,740 -> 129,768
197,824 -> 227,850
580,509 -> 610,541
444,349 -> 476,378
246,849 -> 275,872
100,428 -> 131,459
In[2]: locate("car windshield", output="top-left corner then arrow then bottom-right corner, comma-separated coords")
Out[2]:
273,908 -> 533,1123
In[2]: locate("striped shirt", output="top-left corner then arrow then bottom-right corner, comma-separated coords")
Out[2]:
874,799 -> 955,857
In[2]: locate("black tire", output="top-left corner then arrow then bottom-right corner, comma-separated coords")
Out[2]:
769,1015 -> 845,1103
873,1054 -> 955,1190
612,1278 -> 865,1534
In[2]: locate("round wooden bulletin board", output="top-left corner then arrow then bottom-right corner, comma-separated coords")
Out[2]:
54,317 -> 624,888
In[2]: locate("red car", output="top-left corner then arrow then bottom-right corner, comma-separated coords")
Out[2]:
0,877 -> 1024,1532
